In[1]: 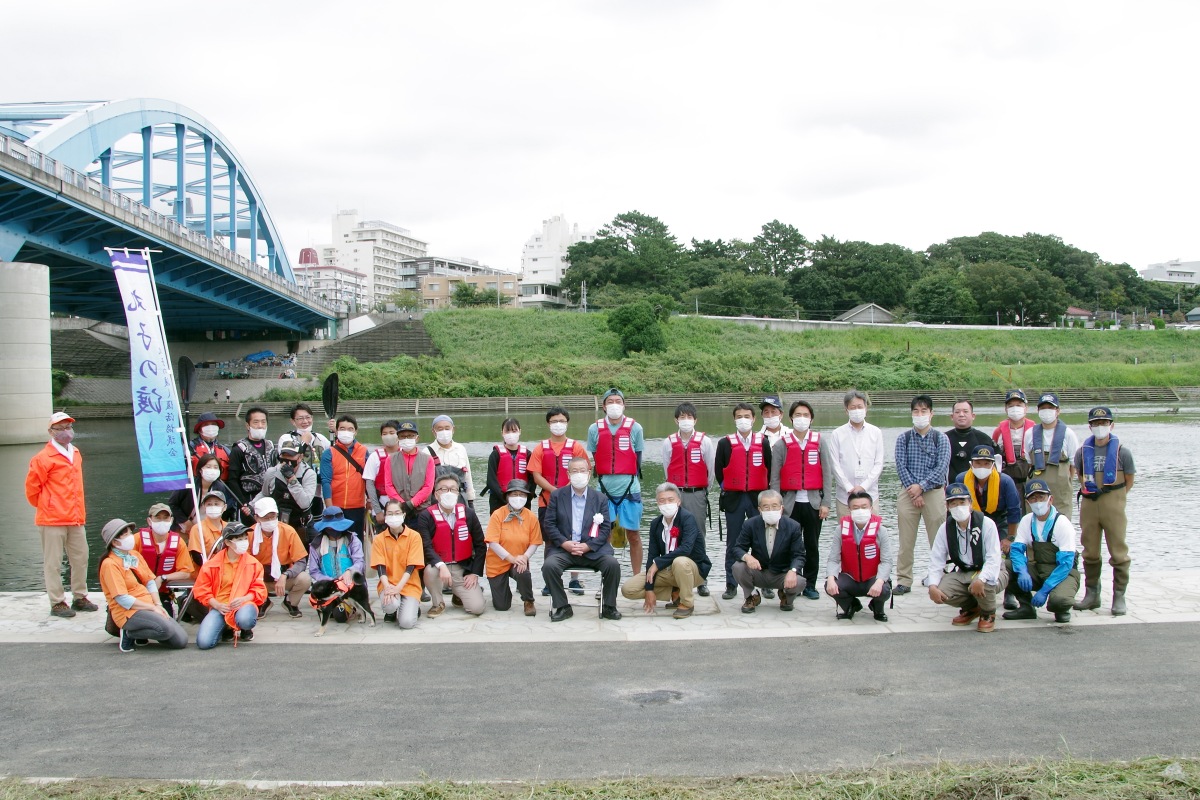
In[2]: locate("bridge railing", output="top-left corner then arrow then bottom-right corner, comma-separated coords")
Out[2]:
0,133 -> 337,316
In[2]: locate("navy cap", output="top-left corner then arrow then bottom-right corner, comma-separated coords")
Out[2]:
601,388 -> 625,403
1088,406 -> 1114,422
193,411 -> 225,434
970,444 -> 996,461
396,420 -> 418,433
760,395 -> 783,410
946,483 -> 970,501
1024,478 -> 1052,497
1005,389 -> 1027,403
1037,392 -> 1060,408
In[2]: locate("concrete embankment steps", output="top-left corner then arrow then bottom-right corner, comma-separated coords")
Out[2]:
50,329 -> 131,378
291,320 -> 439,375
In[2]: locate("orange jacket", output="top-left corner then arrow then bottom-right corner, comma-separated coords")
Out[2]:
192,549 -> 267,629
25,442 -> 86,526
322,442 -> 367,510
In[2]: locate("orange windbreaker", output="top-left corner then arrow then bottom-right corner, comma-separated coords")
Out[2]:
192,549 -> 267,629
25,442 -> 86,526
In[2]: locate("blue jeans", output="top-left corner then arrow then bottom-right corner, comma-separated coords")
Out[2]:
196,605 -> 257,650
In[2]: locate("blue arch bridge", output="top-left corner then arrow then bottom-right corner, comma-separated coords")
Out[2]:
0,99 -> 336,335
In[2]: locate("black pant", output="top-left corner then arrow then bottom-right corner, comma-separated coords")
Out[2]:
723,492 -> 757,589
830,572 -> 891,613
542,549 -> 620,609
789,501 -> 824,589
488,567 -> 534,610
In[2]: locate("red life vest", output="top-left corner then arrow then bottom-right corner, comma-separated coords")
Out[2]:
539,439 -> 578,488
779,431 -> 823,492
666,432 -> 709,488
375,448 -> 399,499
430,504 -> 472,564
722,433 -> 768,492
992,419 -> 1035,465
138,528 -> 182,576
494,444 -> 530,487
594,417 -> 638,476
190,438 -> 231,481
839,515 -> 882,582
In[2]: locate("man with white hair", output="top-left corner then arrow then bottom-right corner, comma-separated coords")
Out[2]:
621,482 -> 710,619
245,496 -> 311,617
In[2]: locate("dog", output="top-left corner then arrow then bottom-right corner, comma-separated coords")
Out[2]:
309,571 -> 376,636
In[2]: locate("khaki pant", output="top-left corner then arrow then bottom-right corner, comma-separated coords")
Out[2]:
40,525 -> 90,605
423,562 -> 485,615
621,557 -> 702,608
895,487 -> 947,588
936,568 -> 1009,615
1079,487 -> 1130,591
1037,462 -> 1074,519
264,571 -> 312,607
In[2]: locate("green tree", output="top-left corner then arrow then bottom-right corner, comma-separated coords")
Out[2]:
606,300 -> 667,355
748,220 -> 809,277
789,237 -> 923,315
562,211 -> 685,301
389,289 -> 422,310
962,262 -> 1070,326
687,272 -> 794,317
905,270 -> 978,324
452,282 -> 489,307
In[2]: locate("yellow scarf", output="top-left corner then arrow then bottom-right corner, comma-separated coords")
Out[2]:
964,469 -> 1000,515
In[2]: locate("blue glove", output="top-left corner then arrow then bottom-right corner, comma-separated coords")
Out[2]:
1017,571 -> 1033,593
1032,588 -> 1049,608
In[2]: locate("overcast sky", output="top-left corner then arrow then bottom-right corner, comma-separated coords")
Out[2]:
8,1 -> 1198,274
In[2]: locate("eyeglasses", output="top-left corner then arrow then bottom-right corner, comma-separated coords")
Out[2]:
50,424 -> 74,431
293,416 -> 313,423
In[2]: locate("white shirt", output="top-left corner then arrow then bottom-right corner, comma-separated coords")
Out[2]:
758,422 -> 790,449
362,448 -> 396,482
928,515 -> 1002,587
428,441 -> 476,501
1014,510 -> 1076,552
659,431 -> 717,486
50,438 -> 76,464
1022,423 -> 1080,467
828,421 -> 885,504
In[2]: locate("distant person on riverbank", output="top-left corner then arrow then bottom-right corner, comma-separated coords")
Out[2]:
715,402 -> 771,600
945,400 -> 993,485
529,407 -> 590,598
1003,478 -> 1079,624
429,415 -> 477,502
771,400 -> 834,602
825,490 -> 892,622
169,453 -> 237,533
321,415 -> 369,540
486,418 -> 531,515
927,483 -> 1007,633
371,499 -> 425,628
189,412 -> 231,481
1073,407 -> 1135,616
992,389 -> 1035,500
25,412 -> 98,618
661,402 -> 715,597
757,395 -> 790,448
894,395 -> 951,597
193,522 -> 266,649
225,388 -> 231,402
588,388 -> 646,576
621,482 -> 707,619
247,497 -> 311,618
228,406 -> 276,519
485,480 -> 542,615
542,457 -> 622,621
133,503 -> 196,620
255,438 -> 318,532
98,518 -> 188,652
417,474 -> 487,617
1025,392 -> 1079,518
281,403 -> 330,472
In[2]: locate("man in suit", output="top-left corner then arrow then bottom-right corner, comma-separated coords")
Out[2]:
542,456 -> 623,621
730,489 -> 806,613
621,482 -> 711,619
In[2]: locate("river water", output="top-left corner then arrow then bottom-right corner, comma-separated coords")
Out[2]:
2,402 -> 1194,592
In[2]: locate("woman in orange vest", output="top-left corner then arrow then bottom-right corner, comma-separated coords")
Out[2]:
192,522 -> 267,649
97,518 -> 188,653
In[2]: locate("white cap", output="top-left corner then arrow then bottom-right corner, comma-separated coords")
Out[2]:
253,497 -> 278,517
49,412 -> 75,426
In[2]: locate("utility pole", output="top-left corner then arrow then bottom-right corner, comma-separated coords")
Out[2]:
580,280 -> 587,313
695,297 -> 699,315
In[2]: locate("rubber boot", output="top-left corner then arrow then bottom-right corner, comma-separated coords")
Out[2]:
1003,601 -> 1037,621
1074,580 -> 1101,611
1111,590 -> 1127,616
1003,589 -> 1019,611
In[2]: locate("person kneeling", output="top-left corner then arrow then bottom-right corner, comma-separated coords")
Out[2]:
730,490 -> 806,613
193,523 -> 267,649
307,506 -> 365,623
417,475 -> 487,617
485,480 -> 543,615
371,499 -> 425,629
824,491 -> 892,622
622,482 -> 708,619
1004,478 -> 1080,624
927,483 -> 1008,633
98,519 -> 188,652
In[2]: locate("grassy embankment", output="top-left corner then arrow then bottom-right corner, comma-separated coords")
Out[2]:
260,309 -> 1200,401
3,758 -> 1197,800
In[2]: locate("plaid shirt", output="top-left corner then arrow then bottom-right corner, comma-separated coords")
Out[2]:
895,428 -> 951,492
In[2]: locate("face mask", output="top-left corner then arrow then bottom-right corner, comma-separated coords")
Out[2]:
1007,406 -> 1026,422
734,418 -> 753,434
258,519 -> 278,533
549,422 -> 568,437
912,414 -> 931,430
792,417 -> 811,433
115,534 -> 135,552
296,425 -> 313,435
231,539 -> 250,554
764,415 -> 781,430
151,520 -> 172,535
677,419 -> 695,434
398,437 -> 417,451
1091,424 -> 1112,439
1030,500 -> 1051,517
52,429 -> 75,445
1038,409 -> 1058,425
605,403 -> 624,419
247,427 -> 267,441
657,502 -> 679,519
949,504 -> 972,523
201,425 -> 220,439
972,466 -> 993,480
435,430 -> 454,446
201,467 -> 221,483
204,505 -> 225,519
569,472 -> 590,489
336,430 -> 355,445
503,432 -> 521,446
438,491 -> 457,510
850,508 -> 872,527
761,509 -> 783,526
384,515 -> 405,530
508,496 -> 528,511
381,433 -> 399,448
847,409 -> 866,425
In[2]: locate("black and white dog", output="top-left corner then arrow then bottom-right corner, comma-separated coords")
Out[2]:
309,571 -> 376,636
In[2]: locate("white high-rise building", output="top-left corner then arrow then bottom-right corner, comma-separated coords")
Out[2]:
518,214 -> 595,308
1142,259 -> 1200,286
318,210 -> 429,309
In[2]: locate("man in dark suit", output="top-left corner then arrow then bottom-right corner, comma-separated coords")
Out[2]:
621,482 -> 712,619
542,456 -> 623,621
731,489 -> 806,613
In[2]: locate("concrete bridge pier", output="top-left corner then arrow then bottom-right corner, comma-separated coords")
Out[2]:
0,262 -> 52,445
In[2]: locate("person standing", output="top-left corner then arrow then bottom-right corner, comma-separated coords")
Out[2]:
1024,392 -> 1079,518
770,400 -> 834,601
321,415 -> 369,540
828,390 -> 885,519
824,490 -> 893,622
227,406 -> 276,519
944,400 -> 994,485
757,395 -> 790,448
428,415 -> 477,502
893,395 -> 951,596
484,480 -> 543,615
254,438 -> 318,531
587,388 -> 646,575
528,407 -> 590,597
1073,407 -> 1135,615
991,389 -> 1035,501
1003,478 -> 1080,623
714,403 -> 772,600
660,402 -> 715,597
25,412 -> 98,618
485,418 -> 531,515
279,403 -> 330,472
188,412 -> 231,481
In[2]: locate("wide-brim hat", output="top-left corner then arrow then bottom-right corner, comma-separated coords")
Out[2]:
101,518 -> 135,546
504,479 -> 532,495
314,506 -> 354,532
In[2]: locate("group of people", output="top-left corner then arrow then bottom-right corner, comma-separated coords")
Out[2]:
24,384 -> 1135,650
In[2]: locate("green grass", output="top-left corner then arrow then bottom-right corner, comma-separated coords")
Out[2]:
2,758 -> 1197,800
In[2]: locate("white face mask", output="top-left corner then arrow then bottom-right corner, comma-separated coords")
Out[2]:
1030,500 -> 1051,517
201,467 -> 221,483
657,502 -> 679,519
231,539 -> 250,554
764,415 -> 781,430
258,519 -> 278,533
384,514 -> 405,530
150,520 -> 172,535
734,418 -> 753,434
1038,409 -> 1058,425
435,430 -> 454,446
336,430 -> 355,445
398,437 -> 418,451
296,425 -> 313,435
677,419 -> 695,434
1007,406 -> 1026,422
381,433 -> 399,448
792,416 -> 811,433
949,504 -> 972,523
503,432 -> 521,446
247,427 -> 267,441
912,414 -> 931,430
761,509 -> 783,526
1091,424 -> 1112,439
438,491 -> 458,510
850,508 -> 872,527
569,472 -> 590,490
605,402 -> 624,419
114,534 -> 135,552
549,422 -> 568,437
972,466 -> 993,480
847,408 -> 867,425
508,495 -> 528,511
200,425 -> 220,439
204,504 -> 225,519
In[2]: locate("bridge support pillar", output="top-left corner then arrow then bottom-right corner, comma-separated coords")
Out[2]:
0,262 -> 53,445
